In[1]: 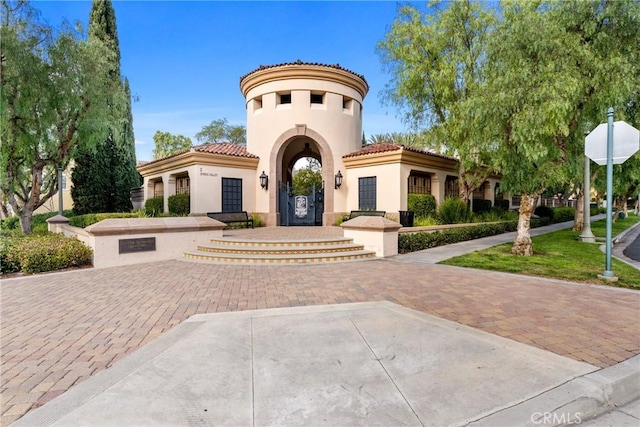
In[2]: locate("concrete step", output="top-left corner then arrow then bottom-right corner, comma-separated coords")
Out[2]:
183,249 -> 376,265
196,242 -> 366,255
209,237 -> 355,248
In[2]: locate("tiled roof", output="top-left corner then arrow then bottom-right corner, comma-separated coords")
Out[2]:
344,142 -> 457,161
141,143 -> 258,166
240,60 -> 368,85
194,143 -> 258,158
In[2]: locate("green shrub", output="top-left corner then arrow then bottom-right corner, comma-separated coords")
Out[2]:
399,221 -> 518,253
552,207 -> 575,223
534,205 -> 554,218
478,208 -> 517,222
413,216 -> 440,227
437,197 -> 473,224
495,200 -> 510,211
144,197 -> 164,217
250,214 -> 263,227
471,199 -> 492,214
1,216 -> 19,230
168,193 -> 190,216
0,233 -> 22,274
1,233 -> 93,275
407,194 -> 437,218
398,217 -> 552,253
69,212 -> 143,228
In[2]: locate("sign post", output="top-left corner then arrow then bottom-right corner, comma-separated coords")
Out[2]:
585,108 -> 640,281
602,108 -> 615,279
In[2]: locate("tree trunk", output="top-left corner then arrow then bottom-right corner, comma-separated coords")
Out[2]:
573,191 -> 584,232
512,194 -> 536,256
18,210 -> 33,234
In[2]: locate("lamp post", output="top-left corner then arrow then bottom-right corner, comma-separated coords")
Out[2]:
57,165 -> 63,216
578,154 -> 595,242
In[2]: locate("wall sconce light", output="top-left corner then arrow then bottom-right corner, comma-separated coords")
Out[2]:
259,171 -> 268,190
335,170 -> 343,190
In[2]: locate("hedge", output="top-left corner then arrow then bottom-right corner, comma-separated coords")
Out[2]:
168,193 -> 190,216
437,198 -> 473,224
398,217 -> 551,254
407,194 -> 437,218
495,200 -> 510,211
471,199 -> 492,214
1,233 -> 93,275
144,196 -> 164,216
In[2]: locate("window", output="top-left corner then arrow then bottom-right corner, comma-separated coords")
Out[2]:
445,176 -> 458,198
252,96 -> 262,111
222,178 -> 242,212
176,175 -> 190,195
495,183 -> 503,200
310,93 -> 324,104
408,174 -> 431,195
342,96 -> 353,110
278,92 -> 291,105
153,181 -> 164,198
358,177 -> 377,210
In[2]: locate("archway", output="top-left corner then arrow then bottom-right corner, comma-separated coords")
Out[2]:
278,137 -> 324,226
269,126 -> 335,226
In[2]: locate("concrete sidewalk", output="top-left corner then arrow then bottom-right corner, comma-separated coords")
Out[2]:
16,302 -> 637,427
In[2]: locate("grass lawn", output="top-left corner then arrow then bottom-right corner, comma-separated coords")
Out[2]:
441,214 -> 640,289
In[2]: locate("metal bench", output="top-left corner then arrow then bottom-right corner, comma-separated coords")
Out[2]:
207,211 -> 254,228
348,210 -> 386,220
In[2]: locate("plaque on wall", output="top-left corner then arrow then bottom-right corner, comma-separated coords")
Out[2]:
119,237 -> 156,254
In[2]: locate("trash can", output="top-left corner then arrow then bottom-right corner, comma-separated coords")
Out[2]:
399,210 -> 414,227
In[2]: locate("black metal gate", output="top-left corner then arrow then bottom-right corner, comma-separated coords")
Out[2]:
278,182 -> 324,226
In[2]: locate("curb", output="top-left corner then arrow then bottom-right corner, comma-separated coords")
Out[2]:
468,354 -> 640,426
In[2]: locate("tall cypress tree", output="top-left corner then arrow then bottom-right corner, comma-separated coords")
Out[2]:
71,0 -> 140,214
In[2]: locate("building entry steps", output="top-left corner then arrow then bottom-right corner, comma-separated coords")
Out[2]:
183,237 -> 376,264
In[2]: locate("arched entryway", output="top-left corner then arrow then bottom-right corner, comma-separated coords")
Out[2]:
278,137 -> 324,226
269,126 -> 335,226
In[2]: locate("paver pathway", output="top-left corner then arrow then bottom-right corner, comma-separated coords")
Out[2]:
2,257 -> 639,425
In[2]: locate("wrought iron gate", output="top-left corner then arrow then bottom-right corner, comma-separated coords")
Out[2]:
278,182 -> 324,226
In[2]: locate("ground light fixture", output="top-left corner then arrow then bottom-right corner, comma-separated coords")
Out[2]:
335,170 -> 343,189
259,171 -> 268,190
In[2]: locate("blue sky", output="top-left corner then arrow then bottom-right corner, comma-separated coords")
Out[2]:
36,1 -> 419,162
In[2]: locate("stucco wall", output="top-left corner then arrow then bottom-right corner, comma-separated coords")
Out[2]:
345,163 -> 403,213
244,70 -> 365,223
141,164 -> 257,215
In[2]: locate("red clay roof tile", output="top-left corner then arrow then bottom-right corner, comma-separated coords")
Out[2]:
344,142 -> 456,161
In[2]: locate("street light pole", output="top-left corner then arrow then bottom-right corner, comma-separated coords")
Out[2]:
57,165 -> 63,216
579,154 -> 595,242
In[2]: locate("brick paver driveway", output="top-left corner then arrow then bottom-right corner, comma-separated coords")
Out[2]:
2,257 -> 639,424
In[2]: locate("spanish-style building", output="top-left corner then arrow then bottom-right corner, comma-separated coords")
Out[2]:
137,61 -> 502,226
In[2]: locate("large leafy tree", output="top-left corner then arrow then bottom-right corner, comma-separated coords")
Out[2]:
0,0 -> 112,233
292,158 -> 322,196
152,131 -> 192,160
196,118 -> 246,144
71,0 -> 140,215
378,1 -> 497,203
474,0 -> 640,255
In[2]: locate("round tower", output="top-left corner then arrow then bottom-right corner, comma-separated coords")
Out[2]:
240,61 -> 369,226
